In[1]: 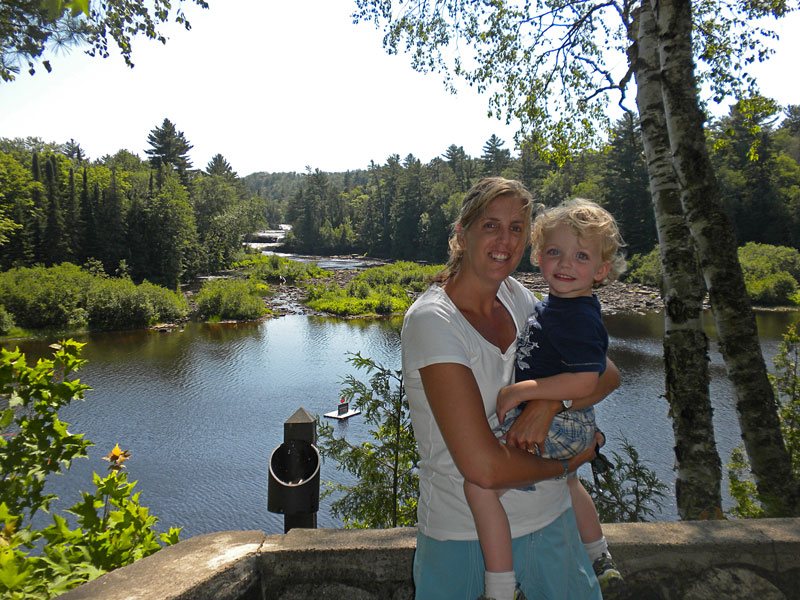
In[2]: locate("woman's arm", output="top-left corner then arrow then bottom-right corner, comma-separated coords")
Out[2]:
503,358 -> 620,451
419,361 -> 589,490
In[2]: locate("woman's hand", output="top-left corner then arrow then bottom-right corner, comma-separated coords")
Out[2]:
503,399 -> 560,452
496,384 -> 522,424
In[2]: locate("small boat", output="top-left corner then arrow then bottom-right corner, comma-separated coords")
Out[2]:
323,398 -> 361,420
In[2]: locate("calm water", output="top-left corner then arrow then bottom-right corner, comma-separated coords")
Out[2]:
7,309 -> 800,537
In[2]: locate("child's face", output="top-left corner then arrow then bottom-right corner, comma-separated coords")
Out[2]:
537,223 -> 611,298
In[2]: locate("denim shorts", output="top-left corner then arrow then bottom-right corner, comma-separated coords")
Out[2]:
413,508 -> 601,599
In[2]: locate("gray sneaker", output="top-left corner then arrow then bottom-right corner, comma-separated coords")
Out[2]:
477,582 -> 528,600
593,553 -> 624,595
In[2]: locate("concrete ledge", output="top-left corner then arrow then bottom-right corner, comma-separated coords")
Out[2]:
260,528 -> 416,599
604,518 -> 800,599
59,519 -> 800,600
59,530 -> 266,600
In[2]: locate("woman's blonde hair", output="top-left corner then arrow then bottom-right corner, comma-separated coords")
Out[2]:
530,198 -> 627,288
431,177 -> 534,284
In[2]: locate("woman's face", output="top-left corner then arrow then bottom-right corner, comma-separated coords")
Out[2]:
459,194 -> 529,284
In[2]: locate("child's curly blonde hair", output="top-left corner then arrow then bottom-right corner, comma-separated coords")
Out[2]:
531,198 -> 627,288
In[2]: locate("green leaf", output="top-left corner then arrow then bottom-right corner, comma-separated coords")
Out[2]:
67,0 -> 90,17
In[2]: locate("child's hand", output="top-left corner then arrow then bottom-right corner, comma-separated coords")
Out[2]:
496,384 -> 521,425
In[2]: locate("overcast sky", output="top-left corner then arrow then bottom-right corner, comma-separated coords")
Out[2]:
1,2 -> 798,177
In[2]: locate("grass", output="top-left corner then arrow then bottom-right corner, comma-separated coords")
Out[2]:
232,254 -> 332,283
304,261 -> 442,317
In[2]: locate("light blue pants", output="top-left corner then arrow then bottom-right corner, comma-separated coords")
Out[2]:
413,508 -> 601,599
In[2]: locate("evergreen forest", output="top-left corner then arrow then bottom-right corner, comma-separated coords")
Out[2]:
1,102 -> 799,291
246,101 -> 800,264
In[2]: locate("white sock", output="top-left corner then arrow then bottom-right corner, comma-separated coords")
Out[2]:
485,570 -> 517,600
584,536 -> 610,562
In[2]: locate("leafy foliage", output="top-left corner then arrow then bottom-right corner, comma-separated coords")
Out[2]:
0,263 -> 92,330
737,242 -> 800,305
0,305 -> 14,335
728,323 -> 800,517
0,0 -> 209,83
580,437 -> 669,523
626,243 -> 800,306
0,341 -> 92,518
304,261 -> 440,317
194,278 -> 268,321
145,119 -> 193,181
0,136 -> 267,284
0,263 -> 187,333
317,352 -> 419,528
0,342 -> 180,598
86,277 -> 188,330
624,248 -> 662,288
233,254 -> 331,284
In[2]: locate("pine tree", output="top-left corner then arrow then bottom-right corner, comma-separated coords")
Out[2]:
205,154 -> 237,179
145,118 -> 194,185
30,152 -> 48,263
79,168 -> 98,263
43,155 -> 67,265
96,169 -> 128,273
602,114 -> 656,255
64,167 -> 83,260
443,144 -> 468,191
481,134 -> 510,176
63,139 -> 86,163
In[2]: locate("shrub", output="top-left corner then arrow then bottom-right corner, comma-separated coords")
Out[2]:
626,243 -> 800,306
0,264 -> 188,333
232,255 -> 331,283
85,278 -> 188,331
0,264 -> 92,330
0,341 -> 180,598
745,271 -> 799,306
194,278 -> 266,321
86,278 -> 155,330
0,305 -> 14,335
738,243 -> 800,306
738,242 -> 800,281
624,248 -> 662,288
304,262 -> 441,317
728,323 -> 800,517
580,436 -> 668,523
136,281 -> 189,324
317,353 -> 419,528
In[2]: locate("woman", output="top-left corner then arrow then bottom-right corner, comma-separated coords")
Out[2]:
401,177 -> 619,599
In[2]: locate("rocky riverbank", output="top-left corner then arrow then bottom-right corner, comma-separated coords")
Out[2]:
265,269 -> 665,317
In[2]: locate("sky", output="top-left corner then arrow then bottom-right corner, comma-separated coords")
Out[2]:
1,2 -> 799,177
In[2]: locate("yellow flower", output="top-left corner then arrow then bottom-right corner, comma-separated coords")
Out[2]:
102,443 -> 131,471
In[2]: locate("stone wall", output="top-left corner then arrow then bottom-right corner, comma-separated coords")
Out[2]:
59,518 -> 800,600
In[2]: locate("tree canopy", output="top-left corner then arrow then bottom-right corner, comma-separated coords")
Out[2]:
0,0 -> 209,83
353,0 -> 791,160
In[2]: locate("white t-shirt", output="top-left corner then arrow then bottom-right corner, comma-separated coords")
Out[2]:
401,277 -> 571,541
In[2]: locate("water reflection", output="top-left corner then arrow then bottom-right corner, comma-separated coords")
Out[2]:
599,309 -> 800,518
5,308 -> 799,536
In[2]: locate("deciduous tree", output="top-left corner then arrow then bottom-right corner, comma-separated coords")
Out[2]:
0,0 -> 209,83
352,0 -> 800,516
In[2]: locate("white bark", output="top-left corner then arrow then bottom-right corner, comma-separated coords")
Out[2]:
652,0 -> 800,515
631,1 -> 721,519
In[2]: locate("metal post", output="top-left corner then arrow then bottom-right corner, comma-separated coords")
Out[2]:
267,407 -> 320,533
283,407 -> 317,532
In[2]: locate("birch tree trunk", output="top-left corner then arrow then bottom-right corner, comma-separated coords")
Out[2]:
630,2 -> 721,519
652,0 -> 800,515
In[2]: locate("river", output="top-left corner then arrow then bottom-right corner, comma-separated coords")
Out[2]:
5,254 -> 800,536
